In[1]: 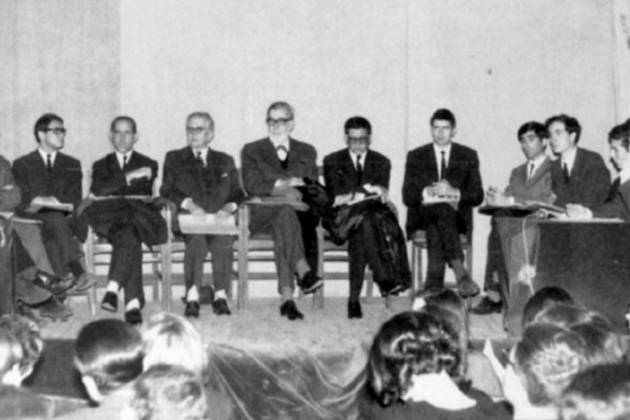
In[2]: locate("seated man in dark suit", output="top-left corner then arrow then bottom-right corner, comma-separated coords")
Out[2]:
12,114 -> 94,294
547,114 -> 610,208
82,116 -> 167,325
472,121 -> 554,315
402,109 -> 484,297
161,112 -> 245,318
241,101 -> 322,321
323,116 -> 410,319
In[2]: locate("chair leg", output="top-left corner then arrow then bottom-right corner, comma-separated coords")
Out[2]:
87,286 -> 96,316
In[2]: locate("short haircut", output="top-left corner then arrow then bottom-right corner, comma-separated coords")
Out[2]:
74,319 -> 143,394
430,108 -> 456,128
130,364 -> 209,420
344,116 -> 372,135
569,323 -> 626,366
545,114 -> 582,144
0,315 -> 43,377
143,312 -> 208,384
533,304 -> 610,330
0,329 -> 23,380
267,101 -> 294,120
186,112 -> 215,132
560,363 -> 630,420
515,323 -> 589,406
522,287 -> 574,328
608,119 -> 630,151
33,113 -> 63,143
110,115 -> 137,133
517,121 -> 547,140
367,311 -> 462,407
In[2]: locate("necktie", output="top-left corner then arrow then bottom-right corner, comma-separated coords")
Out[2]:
196,151 -> 205,167
440,151 -> 447,181
563,162 -> 570,183
46,154 -> 52,171
122,155 -> 128,171
356,154 -> 363,185
528,163 -> 534,181
276,145 -> 288,162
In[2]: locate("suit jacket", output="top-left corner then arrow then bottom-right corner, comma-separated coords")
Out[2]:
402,142 -> 484,236
91,151 -> 157,197
504,156 -> 554,203
551,147 -> 610,208
160,146 -> 245,216
591,178 -> 630,221
12,150 -> 82,215
241,137 -> 318,196
0,155 -> 21,212
323,148 -> 390,195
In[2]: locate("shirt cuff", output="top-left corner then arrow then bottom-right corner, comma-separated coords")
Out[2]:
181,198 -> 193,210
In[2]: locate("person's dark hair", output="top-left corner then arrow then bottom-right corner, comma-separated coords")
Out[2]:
515,323 -> 589,407
0,315 -> 43,377
344,116 -> 372,135
545,114 -> 582,144
130,364 -> 210,420
267,101 -> 295,120
74,319 -> 143,394
430,108 -> 456,128
186,112 -> 215,132
110,116 -> 137,134
533,303 -> 610,330
517,121 -> 547,141
569,323 -> 626,366
367,311 -> 462,407
33,113 -> 63,143
522,287 -> 574,328
608,119 -> 630,151
560,363 -> 630,420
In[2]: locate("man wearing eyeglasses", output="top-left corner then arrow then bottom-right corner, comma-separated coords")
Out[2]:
13,113 -> 95,298
161,112 -> 245,318
241,101 -> 322,321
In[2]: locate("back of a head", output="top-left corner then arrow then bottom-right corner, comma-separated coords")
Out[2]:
130,364 -> 209,420
522,287 -> 574,328
569,323 -> 625,366
75,319 -> 143,395
367,311 -> 462,407
0,315 -> 43,379
143,312 -> 208,382
533,303 -> 610,330
561,363 -> 630,420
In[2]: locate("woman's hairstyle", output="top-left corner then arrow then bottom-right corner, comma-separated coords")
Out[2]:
0,329 -> 22,379
74,319 -> 144,394
569,323 -> 626,365
0,315 -> 43,376
143,312 -> 208,383
367,310 -> 462,407
130,364 -> 209,420
533,303 -> 610,330
522,286 -> 573,328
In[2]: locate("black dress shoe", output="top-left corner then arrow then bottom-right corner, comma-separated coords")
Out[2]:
470,296 -> 502,315
33,271 -> 75,295
124,308 -> 143,325
280,300 -> 304,320
457,275 -> 480,298
348,300 -> 363,319
378,279 -> 403,297
184,301 -> 200,318
212,298 -> 231,316
38,296 -> 73,320
101,291 -> 118,312
299,272 -> 323,295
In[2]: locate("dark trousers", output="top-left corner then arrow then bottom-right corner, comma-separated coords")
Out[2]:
184,234 -> 234,293
483,215 -> 512,299
423,203 -> 467,289
250,205 -> 305,293
33,211 -> 81,278
347,213 -> 388,302
107,224 -> 144,305
296,209 -> 319,276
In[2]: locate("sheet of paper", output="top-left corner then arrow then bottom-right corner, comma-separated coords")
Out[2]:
178,214 -> 238,235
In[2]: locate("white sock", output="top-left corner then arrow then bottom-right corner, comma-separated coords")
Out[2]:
106,281 -> 120,294
187,285 -> 199,302
125,298 -> 140,311
215,289 -> 227,301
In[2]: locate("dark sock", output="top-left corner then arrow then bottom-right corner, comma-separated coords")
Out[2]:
68,260 -> 84,278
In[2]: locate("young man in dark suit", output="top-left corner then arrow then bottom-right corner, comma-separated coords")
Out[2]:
12,114 -> 94,295
161,112 -> 245,318
82,116 -> 167,324
472,121 -> 554,315
403,109 -> 484,297
547,114 -> 610,208
323,116 -> 410,319
241,102 -> 322,321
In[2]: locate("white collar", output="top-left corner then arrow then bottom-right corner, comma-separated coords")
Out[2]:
402,371 -> 476,410
270,136 -> 290,150
433,142 -> 452,158
348,149 -> 367,166
561,146 -> 578,172
115,150 -> 133,168
37,148 -> 57,165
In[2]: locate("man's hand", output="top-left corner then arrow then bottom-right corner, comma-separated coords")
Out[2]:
187,202 -> 206,221
275,177 -> 305,188
566,204 -> 592,220
364,184 -> 389,202
126,167 -> 152,183
31,196 -> 60,206
486,186 -> 511,206
431,180 -> 459,197
333,193 -> 353,207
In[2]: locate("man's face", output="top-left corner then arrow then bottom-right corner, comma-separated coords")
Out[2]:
519,130 -> 546,161
610,139 -> 630,172
431,119 -> 456,147
186,116 -> 214,150
38,119 -> 65,152
548,121 -> 576,156
109,119 -> 138,154
345,128 -> 371,155
266,108 -> 294,139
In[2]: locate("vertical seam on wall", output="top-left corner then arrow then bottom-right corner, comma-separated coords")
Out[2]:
404,0 -> 410,153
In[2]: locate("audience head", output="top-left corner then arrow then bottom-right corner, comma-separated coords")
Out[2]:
0,329 -> 23,386
569,322 -> 626,365
109,116 -> 139,154
608,120 -> 630,172
367,311 -> 462,407
517,121 -> 548,161
522,287 -> 574,328
33,113 -> 65,148
142,312 -> 208,383
127,364 -> 210,420
0,315 -> 43,384
560,363 -> 630,420
344,116 -> 372,155
533,303 -> 610,330
186,112 -> 215,151
430,109 -> 457,148
545,114 -> 581,155
74,319 -> 144,402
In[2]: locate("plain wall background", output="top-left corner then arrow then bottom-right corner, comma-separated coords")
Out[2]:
2,0 -> 630,285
